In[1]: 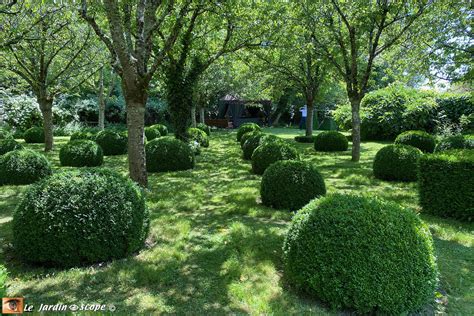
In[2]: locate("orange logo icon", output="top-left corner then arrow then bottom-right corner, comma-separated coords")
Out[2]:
2,298 -> 24,314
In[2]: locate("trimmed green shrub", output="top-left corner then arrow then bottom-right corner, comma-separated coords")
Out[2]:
419,150 -> 473,221
187,127 -> 209,147
59,140 -> 103,167
0,265 -> 6,298
261,160 -> 326,210
465,135 -> 474,149
283,194 -> 438,314
0,149 -> 52,185
395,130 -> 436,153
23,126 -> 44,143
314,131 -> 348,152
196,123 -> 211,136
144,126 -> 161,141
236,123 -> 261,142
0,129 -> 13,140
70,130 -> 97,141
240,130 -> 262,148
243,134 -> 281,160
146,137 -> 195,172
95,130 -> 127,155
435,135 -> 466,152
294,135 -> 316,143
251,141 -> 299,175
0,139 -> 23,155
373,144 -> 422,181
12,168 -> 149,267
150,124 -> 168,136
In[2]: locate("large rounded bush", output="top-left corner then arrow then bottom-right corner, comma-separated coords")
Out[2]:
146,137 -> 195,172
236,123 -> 261,142
150,124 -> 168,136
0,149 -> 52,185
314,131 -> 348,152
187,127 -> 209,147
395,130 -> 436,153
261,160 -> 326,210
59,140 -> 103,167
0,139 -> 23,155
419,150 -> 473,221
12,168 -> 149,267
240,130 -> 262,148
373,144 -> 422,181
196,123 -> 211,136
95,130 -> 127,155
70,130 -> 97,141
283,194 -> 438,314
435,135 -> 466,152
294,135 -> 316,143
243,134 -> 281,160
23,126 -> 44,143
251,141 -> 299,175
144,126 -> 161,141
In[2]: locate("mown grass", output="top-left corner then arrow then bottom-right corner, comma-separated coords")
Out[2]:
0,128 -> 472,315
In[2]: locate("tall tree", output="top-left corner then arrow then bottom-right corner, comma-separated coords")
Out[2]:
1,3 -> 95,151
304,0 -> 430,161
80,0 -> 192,186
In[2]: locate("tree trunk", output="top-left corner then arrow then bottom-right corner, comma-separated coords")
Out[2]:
199,106 -> 205,124
305,97 -> 314,137
272,112 -> 282,127
126,103 -> 147,187
191,105 -> 197,127
98,68 -> 105,130
38,98 -> 54,152
350,97 -> 362,162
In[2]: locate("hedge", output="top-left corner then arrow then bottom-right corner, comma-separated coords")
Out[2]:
146,137 -> 195,172
314,131 -> 348,152
373,144 -> 422,181
283,194 -> 438,314
236,123 -> 261,142
419,150 -> 473,221
0,149 -> 52,185
0,129 -> 13,140
0,139 -> 23,155
23,126 -> 44,143
187,127 -> 209,147
294,135 -> 316,143
251,141 -> 299,175
70,130 -> 97,141
196,123 -> 211,136
12,168 -> 149,267
144,126 -> 161,141
240,130 -> 262,148
261,160 -> 326,210
242,134 -> 281,160
395,130 -> 436,153
150,124 -> 168,136
95,130 -> 127,155
435,135 -> 467,152
59,140 -> 104,167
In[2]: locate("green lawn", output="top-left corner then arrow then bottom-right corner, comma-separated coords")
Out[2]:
0,128 -> 472,314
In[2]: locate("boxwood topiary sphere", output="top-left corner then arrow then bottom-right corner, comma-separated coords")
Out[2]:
243,134 -> 281,160
70,131 -> 97,141
144,126 -> 161,141
240,130 -> 262,148
196,123 -> 211,136
146,137 -> 195,172
314,131 -> 348,152
95,130 -> 127,156
435,135 -> 466,152
294,135 -> 317,143
283,194 -> 438,314
237,123 -> 261,142
251,141 -> 299,175
150,124 -> 168,136
0,139 -> 23,155
0,149 -> 52,185
373,144 -> 422,181
187,127 -> 209,147
59,140 -> 104,167
12,168 -> 149,267
23,127 -> 44,143
261,160 -> 326,210
395,130 -> 436,153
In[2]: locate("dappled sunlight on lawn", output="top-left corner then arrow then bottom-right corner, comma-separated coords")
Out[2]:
0,128 -> 472,314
